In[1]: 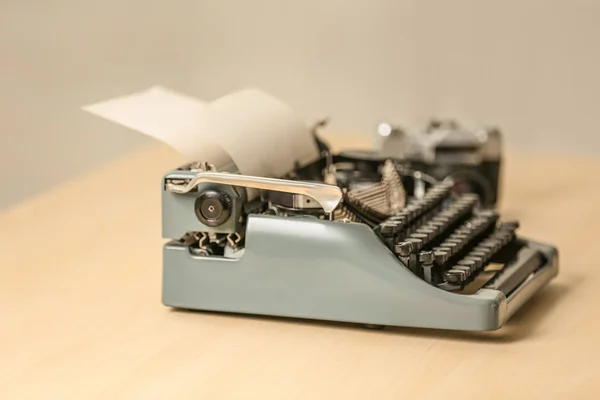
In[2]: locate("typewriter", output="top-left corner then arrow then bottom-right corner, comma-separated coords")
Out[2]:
86,87 -> 559,331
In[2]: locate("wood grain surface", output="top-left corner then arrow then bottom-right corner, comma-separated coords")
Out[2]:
1,141 -> 598,399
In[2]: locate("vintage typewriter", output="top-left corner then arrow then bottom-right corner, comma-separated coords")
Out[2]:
86,87 -> 558,331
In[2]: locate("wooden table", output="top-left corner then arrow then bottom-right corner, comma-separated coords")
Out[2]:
1,142 -> 599,399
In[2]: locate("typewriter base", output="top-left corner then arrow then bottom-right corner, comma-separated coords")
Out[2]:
162,215 -> 558,331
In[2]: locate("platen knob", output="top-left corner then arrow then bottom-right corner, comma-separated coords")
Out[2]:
195,190 -> 232,227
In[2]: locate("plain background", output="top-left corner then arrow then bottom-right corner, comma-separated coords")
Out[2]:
1,0 -> 599,210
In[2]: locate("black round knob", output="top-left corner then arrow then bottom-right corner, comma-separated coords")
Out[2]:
194,190 -> 232,227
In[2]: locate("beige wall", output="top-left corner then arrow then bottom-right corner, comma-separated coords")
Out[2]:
1,0 -> 599,209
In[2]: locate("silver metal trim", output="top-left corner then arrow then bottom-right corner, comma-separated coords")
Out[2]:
505,255 -> 559,318
168,172 -> 343,214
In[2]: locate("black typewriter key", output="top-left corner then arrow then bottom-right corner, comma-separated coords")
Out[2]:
410,233 -> 428,247
457,259 -> 477,274
426,223 -> 443,236
434,246 -> 451,254
431,217 -> 450,227
466,256 -> 484,270
438,210 -> 455,218
195,190 -> 232,227
396,212 -> 411,225
406,238 -> 423,252
428,220 -> 446,230
450,234 -> 468,242
454,265 -> 472,279
419,251 -> 435,284
496,232 -> 513,246
492,239 -> 504,251
434,251 -> 449,265
445,239 -> 465,252
482,240 -> 500,253
474,247 -> 492,261
478,242 -> 495,251
470,250 -> 486,259
446,238 -> 463,246
474,244 -> 490,254
490,234 -> 507,246
419,251 -> 434,264
392,217 -> 409,234
403,208 -> 417,222
445,269 -> 466,284
395,241 -> 413,257
433,249 -> 451,264
454,228 -> 473,236
380,221 -> 400,236
389,215 -> 407,225
441,241 -> 459,256
416,228 -> 435,241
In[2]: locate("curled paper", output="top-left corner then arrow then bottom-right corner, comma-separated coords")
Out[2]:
83,86 -> 318,178
82,86 -> 233,168
203,88 -> 318,177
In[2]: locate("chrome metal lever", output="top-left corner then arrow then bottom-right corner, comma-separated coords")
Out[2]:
167,172 -> 343,214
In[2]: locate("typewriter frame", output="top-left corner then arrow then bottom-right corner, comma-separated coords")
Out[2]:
161,161 -> 558,331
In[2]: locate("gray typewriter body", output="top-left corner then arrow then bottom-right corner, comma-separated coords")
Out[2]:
161,155 -> 559,331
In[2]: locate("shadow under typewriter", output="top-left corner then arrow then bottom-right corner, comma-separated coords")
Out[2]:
161,157 -> 559,332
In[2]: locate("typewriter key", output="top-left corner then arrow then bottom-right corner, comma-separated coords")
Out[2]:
434,250 -> 449,265
395,241 -> 413,257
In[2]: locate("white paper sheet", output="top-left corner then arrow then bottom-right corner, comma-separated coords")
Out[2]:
203,88 -> 318,177
83,86 -> 318,177
82,86 -> 232,167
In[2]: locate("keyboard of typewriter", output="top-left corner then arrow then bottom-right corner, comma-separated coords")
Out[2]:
376,181 -> 544,295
